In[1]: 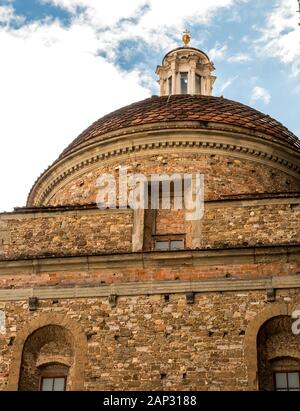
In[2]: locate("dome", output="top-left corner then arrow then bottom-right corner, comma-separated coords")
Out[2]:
60,95 -> 300,160
27,37 -> 300,208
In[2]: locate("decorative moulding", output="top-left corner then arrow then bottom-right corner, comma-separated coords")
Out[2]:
27,124 -> 300,207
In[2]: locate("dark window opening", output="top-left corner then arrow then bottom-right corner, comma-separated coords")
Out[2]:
180,72 -> 188,94
195,74 -> 201,95
168,76 -> 172,95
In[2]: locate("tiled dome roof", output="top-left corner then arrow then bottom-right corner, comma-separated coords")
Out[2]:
60,95 -> 300,159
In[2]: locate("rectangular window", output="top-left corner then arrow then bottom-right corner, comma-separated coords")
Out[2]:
155,240 -> 170,251
168,76 -> 172,95
180,72 -> 188,94
170,239 -> 184,250
41,377 -> 66,391
274,372 -> 300,391
154,237 -> 185,251
195,74 -> 201,95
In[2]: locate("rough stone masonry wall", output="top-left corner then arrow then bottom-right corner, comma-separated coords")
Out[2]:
0,210 -> 133,260
46,153 -> 300,206
0,289 -> 299,390
155,201 -> 300,249
195,202 -> 300,249
0,200 -> 299,260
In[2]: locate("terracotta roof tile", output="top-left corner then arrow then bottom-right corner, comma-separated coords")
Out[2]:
60,95 -> 300,159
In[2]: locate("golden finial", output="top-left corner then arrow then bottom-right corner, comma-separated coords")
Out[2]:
182,30 -> 191,47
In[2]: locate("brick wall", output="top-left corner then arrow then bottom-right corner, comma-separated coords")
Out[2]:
155,209 -> 186,235
0,257 -> 299,290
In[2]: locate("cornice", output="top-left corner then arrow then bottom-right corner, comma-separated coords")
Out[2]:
162,47 -> 211,65
0,275 -> 299,302
0,245 -> 299,274
27,122 -> 300,207
1,194 -> 299,219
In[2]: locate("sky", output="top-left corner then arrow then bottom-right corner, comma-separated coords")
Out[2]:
0,0 -> 299,212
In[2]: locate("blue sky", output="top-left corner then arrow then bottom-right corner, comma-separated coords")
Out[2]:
1,0 -> 72,24
0,0 -> 299,211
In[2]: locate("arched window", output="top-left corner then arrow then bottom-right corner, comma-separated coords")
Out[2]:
257,316 -> 300,391
18,325 -> 74,391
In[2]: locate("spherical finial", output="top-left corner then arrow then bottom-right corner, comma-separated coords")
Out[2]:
182,31 -> 191,47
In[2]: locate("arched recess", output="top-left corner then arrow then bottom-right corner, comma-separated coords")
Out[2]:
257,315 -> 300,390
7,313 -> 87,391
19,324 -> 73,391
244,303 -> 300,391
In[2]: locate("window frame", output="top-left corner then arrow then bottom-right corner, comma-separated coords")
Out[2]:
273,371 -> 300,391
40,375 -> 67,392
39,364 -> 69,391
153,235 -> 186,251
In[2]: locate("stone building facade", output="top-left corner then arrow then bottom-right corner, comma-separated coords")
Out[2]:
0,35 -> 300,391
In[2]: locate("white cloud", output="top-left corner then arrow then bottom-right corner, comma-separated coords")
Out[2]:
42,0 -> 147,26
0,0 -> 247,212
208,44 -> 228,61
0,4 -> 24,24
228,53 -> 251,63
255,0 -> 300,77
41,0 -> 242,53
218,75 -> 239,93
0,6 -> 12,23
129,0 -> 235,28
0,20 -> 149,212
43,0 -> 237,28
250,86 -> 271,105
